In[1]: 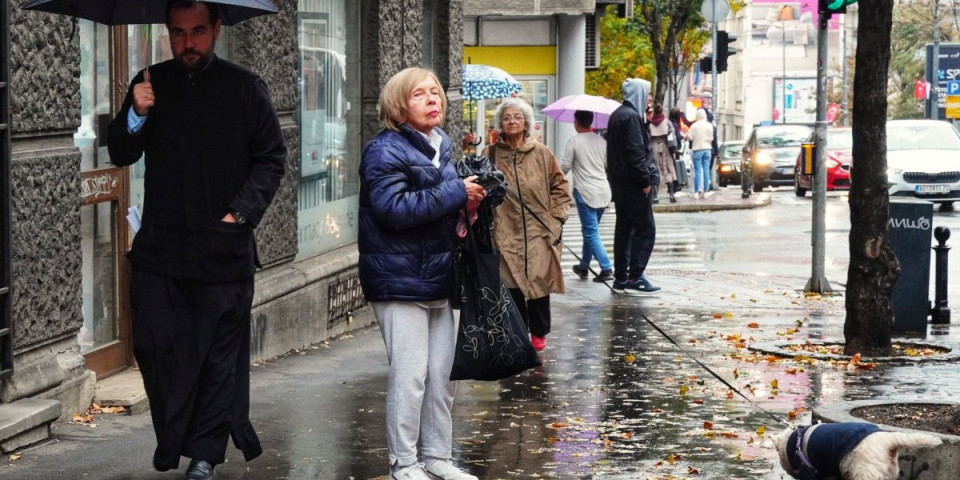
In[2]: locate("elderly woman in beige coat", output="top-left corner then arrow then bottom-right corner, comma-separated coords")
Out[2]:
481,98 -> 571,352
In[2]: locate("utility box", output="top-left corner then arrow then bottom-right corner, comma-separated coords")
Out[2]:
889,198 -> 934,334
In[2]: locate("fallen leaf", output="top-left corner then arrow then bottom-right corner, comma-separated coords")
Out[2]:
624,353 -> 636,363
788,411 -> 798,420
667,453 -> 677,465
747,322 -> 760,329
9,454 -> 20,461
703,421 -> 714,430
770,379 -> 779,389
756,425 -> 766,436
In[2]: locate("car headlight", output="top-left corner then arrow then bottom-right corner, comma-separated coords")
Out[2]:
754,152 -> 773,166
886,167 -> 903,178
826,159 -> 840,169
719,164 -> 734,173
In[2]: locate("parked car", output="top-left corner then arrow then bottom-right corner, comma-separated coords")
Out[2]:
887,119 -> 960,207
742,124 -> 813,192
717,140 -> 745,187
793,128 -> 852,197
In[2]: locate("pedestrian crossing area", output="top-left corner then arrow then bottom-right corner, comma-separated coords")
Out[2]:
559,209 -> 706,273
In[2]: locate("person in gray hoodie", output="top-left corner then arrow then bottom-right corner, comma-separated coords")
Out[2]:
604,78 -> 661,294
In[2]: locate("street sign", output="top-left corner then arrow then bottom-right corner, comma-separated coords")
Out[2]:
947,95 -> 960,119
948,81 -> 960,96
700,0 -> 730,23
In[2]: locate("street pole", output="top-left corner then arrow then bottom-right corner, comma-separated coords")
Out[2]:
841,13 -> 848,127
932,0 -> 941,121
711,0 -> 718,114
805,9 -> 833,294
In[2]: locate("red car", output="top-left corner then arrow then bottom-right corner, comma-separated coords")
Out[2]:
793,128 -> 852,196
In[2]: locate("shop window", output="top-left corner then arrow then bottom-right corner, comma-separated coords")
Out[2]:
296,0 -> 361,258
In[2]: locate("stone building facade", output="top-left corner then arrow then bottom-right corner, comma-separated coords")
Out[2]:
0,0 -> 463,451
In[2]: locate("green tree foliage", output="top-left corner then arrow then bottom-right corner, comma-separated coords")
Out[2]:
888,3 -> 959,119
585,6 -> 656,100
634,0 -> 708,105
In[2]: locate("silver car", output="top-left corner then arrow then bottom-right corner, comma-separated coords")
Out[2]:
887,120 -> 960,207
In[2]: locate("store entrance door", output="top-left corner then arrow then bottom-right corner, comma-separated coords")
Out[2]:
76,23 -> 132,378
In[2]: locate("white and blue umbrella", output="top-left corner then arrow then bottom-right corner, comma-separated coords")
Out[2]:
462,64 -> 522,101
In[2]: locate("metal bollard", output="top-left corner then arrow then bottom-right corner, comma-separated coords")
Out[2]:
931,227 -> 951,324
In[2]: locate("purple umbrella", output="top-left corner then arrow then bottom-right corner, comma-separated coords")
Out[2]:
21,0 -> 278,26
541,94 -> 622,129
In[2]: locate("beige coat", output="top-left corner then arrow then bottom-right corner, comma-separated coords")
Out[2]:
482,139 -> 571,299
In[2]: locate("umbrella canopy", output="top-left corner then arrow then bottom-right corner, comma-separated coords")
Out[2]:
462,64 -> 522,101
541,94 -> 622,129
20,0 -> 278,26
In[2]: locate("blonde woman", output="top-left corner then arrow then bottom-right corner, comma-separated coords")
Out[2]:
482,98 -> 571,351
358,67 -> 484,480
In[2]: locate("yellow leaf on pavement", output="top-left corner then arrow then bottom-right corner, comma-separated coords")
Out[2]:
756,425 -> 766,436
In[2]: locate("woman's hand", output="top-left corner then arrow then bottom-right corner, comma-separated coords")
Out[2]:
463,176 -> 486,210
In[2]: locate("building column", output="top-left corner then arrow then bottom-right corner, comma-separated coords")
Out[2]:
557,14 -> 586,155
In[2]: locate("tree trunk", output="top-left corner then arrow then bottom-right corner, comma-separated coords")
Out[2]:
845,0 -> 898,357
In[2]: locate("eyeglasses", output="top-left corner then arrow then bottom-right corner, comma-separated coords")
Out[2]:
503,114 -> 525,123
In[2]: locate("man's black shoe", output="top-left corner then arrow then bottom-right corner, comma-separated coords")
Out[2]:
571,264 -> 589,280
592,269 -> 614,283
185,460 -> 216,480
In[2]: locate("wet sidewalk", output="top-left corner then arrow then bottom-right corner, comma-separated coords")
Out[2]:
2,270 -> 959,479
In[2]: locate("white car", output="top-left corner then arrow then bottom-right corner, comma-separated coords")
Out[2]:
887,120 -> 960,207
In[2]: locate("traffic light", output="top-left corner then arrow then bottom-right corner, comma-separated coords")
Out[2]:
819,0 -> 857,14
717,30 -> 737,73
699,57 -> 712,74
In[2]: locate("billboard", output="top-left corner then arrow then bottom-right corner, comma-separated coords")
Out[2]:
925,43 -> 960,119
773,77 -> 817,124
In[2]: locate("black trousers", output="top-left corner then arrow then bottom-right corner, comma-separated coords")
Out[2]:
508,288 -> 551,337
612,191 -> 657,282
130,268 -> 261,471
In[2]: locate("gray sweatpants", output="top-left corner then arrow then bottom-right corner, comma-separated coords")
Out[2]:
372,301 -> 457,470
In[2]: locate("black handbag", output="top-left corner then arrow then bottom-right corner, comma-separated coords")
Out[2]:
450,222 -> 541,381
449,207 -> 541,381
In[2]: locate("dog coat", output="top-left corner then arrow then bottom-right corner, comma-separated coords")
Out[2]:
786,423 -> 881,479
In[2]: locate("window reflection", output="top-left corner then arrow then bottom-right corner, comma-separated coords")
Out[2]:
79,203 -> 118,353
297,0 -> 361,258
75,20 -> 111,170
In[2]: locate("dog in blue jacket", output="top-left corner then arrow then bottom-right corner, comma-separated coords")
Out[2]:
773,422 -> 942,480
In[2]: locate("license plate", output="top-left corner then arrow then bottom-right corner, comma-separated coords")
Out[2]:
778,167 -> 794,175
916,184 -> 950,194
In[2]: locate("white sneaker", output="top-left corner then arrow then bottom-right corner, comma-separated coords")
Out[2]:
424,459 -> 478,480
393,463 -> 432,480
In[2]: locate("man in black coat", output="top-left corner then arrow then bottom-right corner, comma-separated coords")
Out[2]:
106,2 -> 286,479
605,78 -> 661,295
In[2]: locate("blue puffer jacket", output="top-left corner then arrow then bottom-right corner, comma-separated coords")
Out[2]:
358,125 -> 467,302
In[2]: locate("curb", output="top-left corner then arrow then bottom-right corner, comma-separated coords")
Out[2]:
652,192 -> 772,213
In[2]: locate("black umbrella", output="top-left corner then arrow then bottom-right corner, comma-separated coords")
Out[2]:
20,0 -> 278,26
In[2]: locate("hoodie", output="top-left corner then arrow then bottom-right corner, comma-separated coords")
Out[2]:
605,78 -> 658,192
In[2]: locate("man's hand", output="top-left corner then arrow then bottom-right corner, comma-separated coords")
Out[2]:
643,186 -> 652,196
463,176 -> 486,210
133,69 -> 154,116
221,212 -> 238,223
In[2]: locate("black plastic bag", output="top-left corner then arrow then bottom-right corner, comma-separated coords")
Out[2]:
450,220 -> 541,381
455,154 -> 506,207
